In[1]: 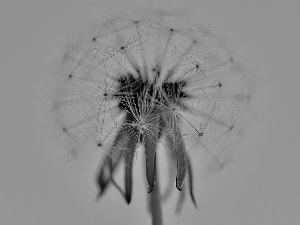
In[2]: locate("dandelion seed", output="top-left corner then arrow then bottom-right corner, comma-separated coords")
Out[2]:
53,10 -> 251,224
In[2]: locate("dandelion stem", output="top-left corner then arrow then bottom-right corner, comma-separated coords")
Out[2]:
149,163 -> 163,225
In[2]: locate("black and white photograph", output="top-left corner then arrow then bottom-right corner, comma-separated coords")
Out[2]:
1,0 -> 299,224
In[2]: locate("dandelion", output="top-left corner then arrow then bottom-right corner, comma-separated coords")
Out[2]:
53,11 -> 251,225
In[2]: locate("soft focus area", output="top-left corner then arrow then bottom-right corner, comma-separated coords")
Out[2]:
1,0 -> 300,225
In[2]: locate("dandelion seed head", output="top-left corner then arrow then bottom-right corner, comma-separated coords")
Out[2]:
53,10 -> 251,207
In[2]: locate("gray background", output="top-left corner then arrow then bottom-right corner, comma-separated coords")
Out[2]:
1,0 -> 300,224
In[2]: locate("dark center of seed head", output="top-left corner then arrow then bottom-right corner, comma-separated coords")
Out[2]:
115,73 -> 190,117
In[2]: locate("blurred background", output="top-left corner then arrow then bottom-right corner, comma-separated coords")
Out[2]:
1,0 -> 300,224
